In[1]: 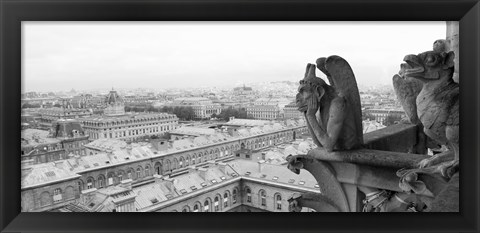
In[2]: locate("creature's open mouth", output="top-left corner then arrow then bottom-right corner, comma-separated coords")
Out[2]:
402,55 -> 424,77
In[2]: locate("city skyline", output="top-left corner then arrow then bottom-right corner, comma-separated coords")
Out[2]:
23,21 -> 445,92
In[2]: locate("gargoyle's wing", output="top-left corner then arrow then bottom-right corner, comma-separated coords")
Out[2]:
316,57 -> 335,86
324,55 -> 363,146
392,74 -> 422,125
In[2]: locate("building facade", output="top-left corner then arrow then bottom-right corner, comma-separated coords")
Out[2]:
363,108 -> 406,123
170,97 -> 222,119
21,119 -> 90,164
283,102 -> 303,119
21,120 -> 308,212
80,113 -> 179,142
80,89 -> 179,142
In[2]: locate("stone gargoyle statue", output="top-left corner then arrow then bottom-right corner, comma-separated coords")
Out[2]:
394,49 -> 459,178
295,56 -> 364,152
285,56 -> 365,212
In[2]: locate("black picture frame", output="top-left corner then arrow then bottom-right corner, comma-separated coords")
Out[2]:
1,0 -> 479,232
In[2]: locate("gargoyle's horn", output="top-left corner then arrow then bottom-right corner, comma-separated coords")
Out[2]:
304,63 -> 316,79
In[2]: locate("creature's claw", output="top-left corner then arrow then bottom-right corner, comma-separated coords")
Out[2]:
418,151 -> 454,169
418,155 -> 439,168
436,159 -> 459,178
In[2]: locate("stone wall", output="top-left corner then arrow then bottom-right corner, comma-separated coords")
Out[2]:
446,21 -> 459,83
22,178 -> 80,212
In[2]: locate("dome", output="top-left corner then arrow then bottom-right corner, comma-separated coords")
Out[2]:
105,89 -> 124,105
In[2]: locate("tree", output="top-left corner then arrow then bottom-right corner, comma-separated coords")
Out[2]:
22,103 -> 41,108
217,107 -> 249,121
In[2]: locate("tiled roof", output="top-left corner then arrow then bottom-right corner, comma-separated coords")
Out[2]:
133,164 -> 239,210
170,127 -> 216,136
21,162 -> 80,189
227,159 -> 318,190
85,139 -> 127,151
21,129 -> 60,147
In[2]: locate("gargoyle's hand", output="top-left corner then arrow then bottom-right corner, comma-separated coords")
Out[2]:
286,155 -> 304,174
306,93 -> 319,116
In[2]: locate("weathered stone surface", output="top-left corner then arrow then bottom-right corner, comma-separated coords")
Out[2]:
307,148 -> 429,169
400,50 -> 459,178
446,21 -> 459,83
286,154 -> 350,212
363,123 -> 418,153
295,56 -> 363,151
429,172 -> 459,212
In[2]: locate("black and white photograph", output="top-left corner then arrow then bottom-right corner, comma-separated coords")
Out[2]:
20,21 -> 460,213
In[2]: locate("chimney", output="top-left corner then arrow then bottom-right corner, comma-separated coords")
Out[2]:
163,177 -> 175,192
217,162 -> 227,174
80,188 -> 98,205
197,167 -> 207,180
227,127 -> 238,137
153,174 -> 164,185
120,179 -> 133,190
54,160 -> 64,168
258,160 -> 266,173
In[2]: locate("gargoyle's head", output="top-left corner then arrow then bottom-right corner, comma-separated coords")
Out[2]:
286,155 -> 304,174
401,51 -> 455,82
296,63 -> 328,113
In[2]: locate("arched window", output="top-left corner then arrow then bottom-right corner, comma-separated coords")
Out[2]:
53,188 -> 62,203
107,173 -> 114,186
246,188 -> 252,203
87,177 -> 94,189
136,168 -> 142,179
179,157 -> 184,168
214,196 -> 220,212
224,192 -> 229,208
233,189 -> 238,204
193,204 -> 200,212
275,193 -> 282,210
259,190 -> 266,206
40,191 -> 52,207
145,166 -> 150,177
182,206 -> 190,212
204,200 -> 210,212
97,176 -> 105,188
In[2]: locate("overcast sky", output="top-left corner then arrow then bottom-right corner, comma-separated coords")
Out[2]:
23,21 -> 446,92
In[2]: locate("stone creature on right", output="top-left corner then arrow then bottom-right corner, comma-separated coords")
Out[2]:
393,45 -> 459,178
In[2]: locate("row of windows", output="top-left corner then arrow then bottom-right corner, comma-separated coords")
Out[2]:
78,150 -> 234,190
245,187 -> 283,210
179,188 -> 239,212
82,117 -> 177,127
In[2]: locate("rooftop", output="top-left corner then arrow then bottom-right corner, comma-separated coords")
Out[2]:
21,162 -> 80,189
21,129 -> 60,147
170,127 -> 216,137
85,138 -> 128,151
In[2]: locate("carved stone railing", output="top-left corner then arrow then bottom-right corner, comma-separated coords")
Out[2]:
288,123 -> 458,212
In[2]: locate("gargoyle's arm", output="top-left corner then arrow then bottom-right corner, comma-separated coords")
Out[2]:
306,96 -> 346,151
